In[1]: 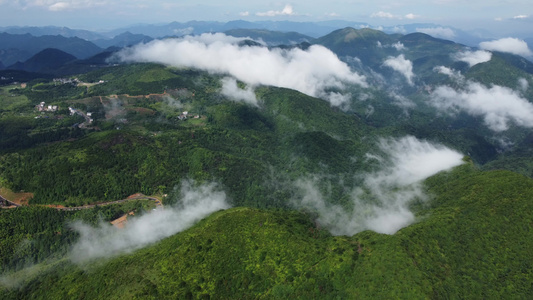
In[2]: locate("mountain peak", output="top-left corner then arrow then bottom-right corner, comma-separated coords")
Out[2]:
339,27 -> 387,42
315,27 -> 393,47
7,48 -> 76,73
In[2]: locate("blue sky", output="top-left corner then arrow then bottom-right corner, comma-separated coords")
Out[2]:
0,0 -> 531,34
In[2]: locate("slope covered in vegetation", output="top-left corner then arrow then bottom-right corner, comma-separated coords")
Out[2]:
2,28 -> 533,298
2,164 -> 532,299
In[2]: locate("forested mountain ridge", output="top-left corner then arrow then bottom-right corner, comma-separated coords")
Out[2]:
1,27 -> 533,298
2,164 -> 533,299
0,32 -> 102,66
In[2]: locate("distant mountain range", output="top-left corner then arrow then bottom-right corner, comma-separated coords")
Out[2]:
7,48 -> 77,73
223,29 -> 312,45
1,25 -> 532,84
0,32 -> 102,66
92,32 -> 153,49
1,20 -> 531,47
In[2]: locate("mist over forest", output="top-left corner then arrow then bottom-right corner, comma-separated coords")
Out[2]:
1,13 -> 533,298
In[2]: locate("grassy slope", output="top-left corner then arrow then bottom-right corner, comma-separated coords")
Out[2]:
4,164 -> 532,299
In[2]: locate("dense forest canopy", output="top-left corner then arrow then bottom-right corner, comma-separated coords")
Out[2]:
1,27 -> 533,298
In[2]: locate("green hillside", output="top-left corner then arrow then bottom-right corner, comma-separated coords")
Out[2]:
3,164 -> 532,299
0,64 -> 374,207
2,28 -> 533,299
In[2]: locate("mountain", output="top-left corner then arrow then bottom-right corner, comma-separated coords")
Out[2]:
313,28 -> 462,67
0,48 -> 32,68
252,20 -> 369,38
77,50 -> 116,65
2,164 -> 533,299
92,32 -> 153,48
380,23 -> 487,47
3,48 -> 116,77
2,26 -> 533,299
107,20 -> 370,39
224,29 -> 313,46
313,28 -> 400,66
0,25 -> 105,40
0,21 -> 528,49
7,48 -> 77,74
311,27 -> 533,167
0,33 -> 102,66
107,21 -> 223,38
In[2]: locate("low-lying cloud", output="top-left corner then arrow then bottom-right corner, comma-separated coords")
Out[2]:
383,54 -> 414,85
434,66 -> 465,81
115,33 -> 366,107
292,136 -> 464,235
431,82 -> 533,131
220,77 -> 258,106
518,78 -> 529,92
453,50 -> 492,67
392,42 -> 406,51
69,180 -> 229,263
480,38 -> 533,57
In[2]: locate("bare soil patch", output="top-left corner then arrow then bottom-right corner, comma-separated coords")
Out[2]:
0,187 -> 33,206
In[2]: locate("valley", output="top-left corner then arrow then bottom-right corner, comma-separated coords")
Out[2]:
1,25 -> 533,299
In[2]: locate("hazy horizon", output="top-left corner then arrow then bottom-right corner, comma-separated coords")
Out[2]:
0,1 -> 531,36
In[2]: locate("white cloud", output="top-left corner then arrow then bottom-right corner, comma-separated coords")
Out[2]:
480,37 -> 533,57
383,54 -> 414,85
292,136 -> 464,235
69,180 -> 230,263
371,11 -> 397,19
370,12 -> 418,20
431,82 -> 533,131
239,11 -> 250,17
416,27 -> 456,39
326,92 -> 353,108
374,137 -> 464,186
25,0 -> 106,11
220,77 -> 258,106
434,66 -> 465,81
518,78 -> 529,92
115,33 -> 367,107
178,33 -> 245,45
392,42 -> 406,51
256,4 -> 296,17
453,50 -> 492,67
513,15 -> 529,19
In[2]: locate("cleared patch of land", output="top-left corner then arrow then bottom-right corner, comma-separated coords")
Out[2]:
111,211 -> 136,229
0,85 -> 31,112
0,187 -> 33,206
